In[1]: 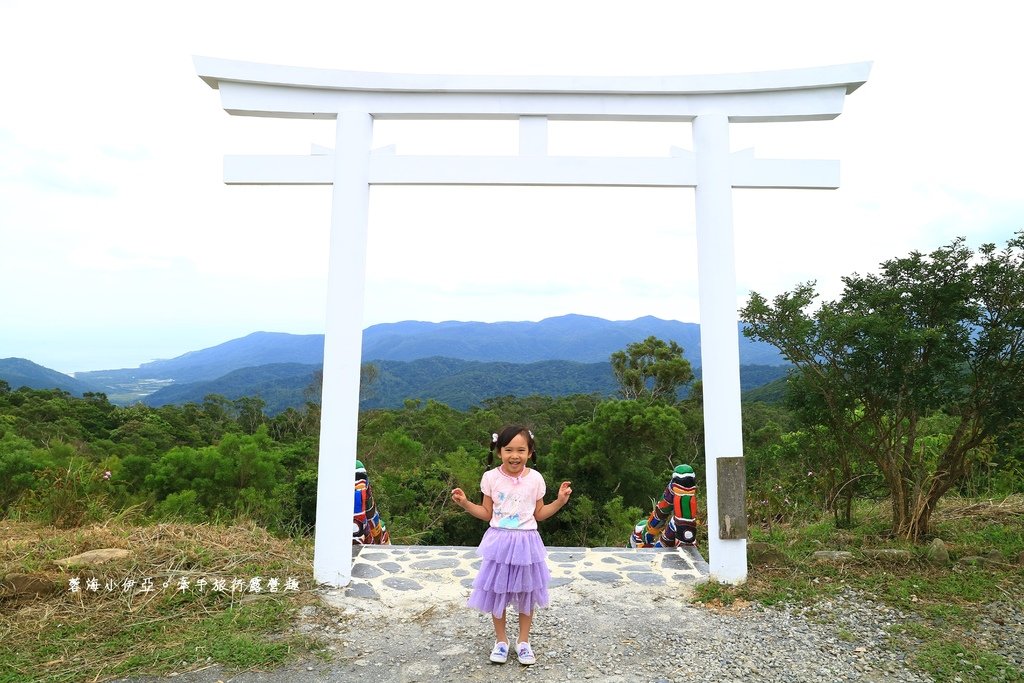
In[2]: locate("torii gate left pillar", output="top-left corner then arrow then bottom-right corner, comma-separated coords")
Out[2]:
195,58 -> 869,586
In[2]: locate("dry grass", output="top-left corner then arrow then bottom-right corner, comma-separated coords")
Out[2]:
0,520 -> 321,683
937,493 -> 1024,523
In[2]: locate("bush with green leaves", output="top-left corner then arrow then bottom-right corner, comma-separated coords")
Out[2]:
146,427 -> 286,521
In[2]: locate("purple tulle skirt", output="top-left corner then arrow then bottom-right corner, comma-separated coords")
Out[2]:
466,527 -> 550,617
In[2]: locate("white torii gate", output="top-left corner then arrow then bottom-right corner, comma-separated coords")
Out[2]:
195,57 -> 869,586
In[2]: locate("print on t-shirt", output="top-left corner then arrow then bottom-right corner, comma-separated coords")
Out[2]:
493,489 -> 528,528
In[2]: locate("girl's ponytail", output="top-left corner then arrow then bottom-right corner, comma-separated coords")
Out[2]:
486,432 -> 499,467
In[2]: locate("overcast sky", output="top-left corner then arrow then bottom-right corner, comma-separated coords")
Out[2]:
2,1 -> 1020,373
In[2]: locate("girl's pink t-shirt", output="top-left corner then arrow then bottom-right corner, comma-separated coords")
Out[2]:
481,467 -> 546,530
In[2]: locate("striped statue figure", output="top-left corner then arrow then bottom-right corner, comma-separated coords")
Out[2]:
353,460 -> 391,545
630,464 -> 699,548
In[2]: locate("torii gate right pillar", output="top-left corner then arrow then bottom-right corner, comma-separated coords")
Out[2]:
694,113 -> 745,581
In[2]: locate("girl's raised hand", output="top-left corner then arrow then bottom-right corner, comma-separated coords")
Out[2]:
557,481 -> 572,504
451,487 -> 467,507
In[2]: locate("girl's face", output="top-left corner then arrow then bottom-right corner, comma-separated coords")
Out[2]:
499,432 -> 531,476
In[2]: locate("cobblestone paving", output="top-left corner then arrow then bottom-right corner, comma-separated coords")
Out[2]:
333,544 -> 709,605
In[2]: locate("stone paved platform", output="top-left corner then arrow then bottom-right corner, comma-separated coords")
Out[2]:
330,545 -> 709,609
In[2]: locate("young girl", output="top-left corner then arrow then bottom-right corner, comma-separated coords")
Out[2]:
451,425 -> 572,666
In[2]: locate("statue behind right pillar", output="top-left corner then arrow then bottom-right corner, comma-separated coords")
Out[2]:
630,464 -> 699,548
354,459 -> 391,545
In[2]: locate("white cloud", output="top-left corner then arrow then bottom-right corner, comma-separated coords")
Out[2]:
1,0 -> 1021,372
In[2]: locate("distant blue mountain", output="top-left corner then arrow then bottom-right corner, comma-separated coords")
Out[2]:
0,358 -> 106,396
10,316 -> 791,410
75,332 -> 326,388
63,314 -> 787,407
76,315 -> 785,389
133,332 -> 325,383
361,314 -> 782,365
140,358 -> 792,413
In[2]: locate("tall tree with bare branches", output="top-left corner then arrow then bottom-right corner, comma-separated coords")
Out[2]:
741,233 -> 1024,539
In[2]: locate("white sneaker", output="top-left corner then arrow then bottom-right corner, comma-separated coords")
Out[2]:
516,641 -> 536,665
489,641 -> 509,663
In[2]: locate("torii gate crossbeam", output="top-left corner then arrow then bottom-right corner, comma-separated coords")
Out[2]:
195,57 -> 869,586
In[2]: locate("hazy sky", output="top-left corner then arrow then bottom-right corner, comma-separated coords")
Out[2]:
2,1 -> 1020,373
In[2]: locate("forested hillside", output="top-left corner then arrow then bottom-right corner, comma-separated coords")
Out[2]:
142,363 -> 322,415
136,359 -> 792,413
1,336 -> 785,548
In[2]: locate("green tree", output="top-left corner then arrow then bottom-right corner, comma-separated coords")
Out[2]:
0,432 -> 49,513
359,363 -> 379,404
741,233 -> 1024,539
610,336 -> 694,402
146,429 -> 285,515
109,405 -> 179,455
234,396 -> 267,435
545,399 -> 692,511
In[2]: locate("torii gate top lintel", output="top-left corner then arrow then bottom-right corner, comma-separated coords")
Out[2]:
194,56 -> 871,123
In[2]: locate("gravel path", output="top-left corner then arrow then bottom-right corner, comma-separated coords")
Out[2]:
111,551 -> 1024,683
278,579 -> 941,683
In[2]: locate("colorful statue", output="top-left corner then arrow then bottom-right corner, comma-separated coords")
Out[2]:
630,464 -> 698,548
353,460 -> 390,545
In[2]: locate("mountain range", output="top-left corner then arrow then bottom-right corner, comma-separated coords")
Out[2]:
2,315 -> 790,411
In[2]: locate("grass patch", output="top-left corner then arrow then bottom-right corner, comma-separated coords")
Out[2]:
692,578 -> 748,606
836,627 -> 855,642
914,641 -> 1021,683
888,622 -> 937,640
0,520 -> 321,683
709,495 -> 1024,682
